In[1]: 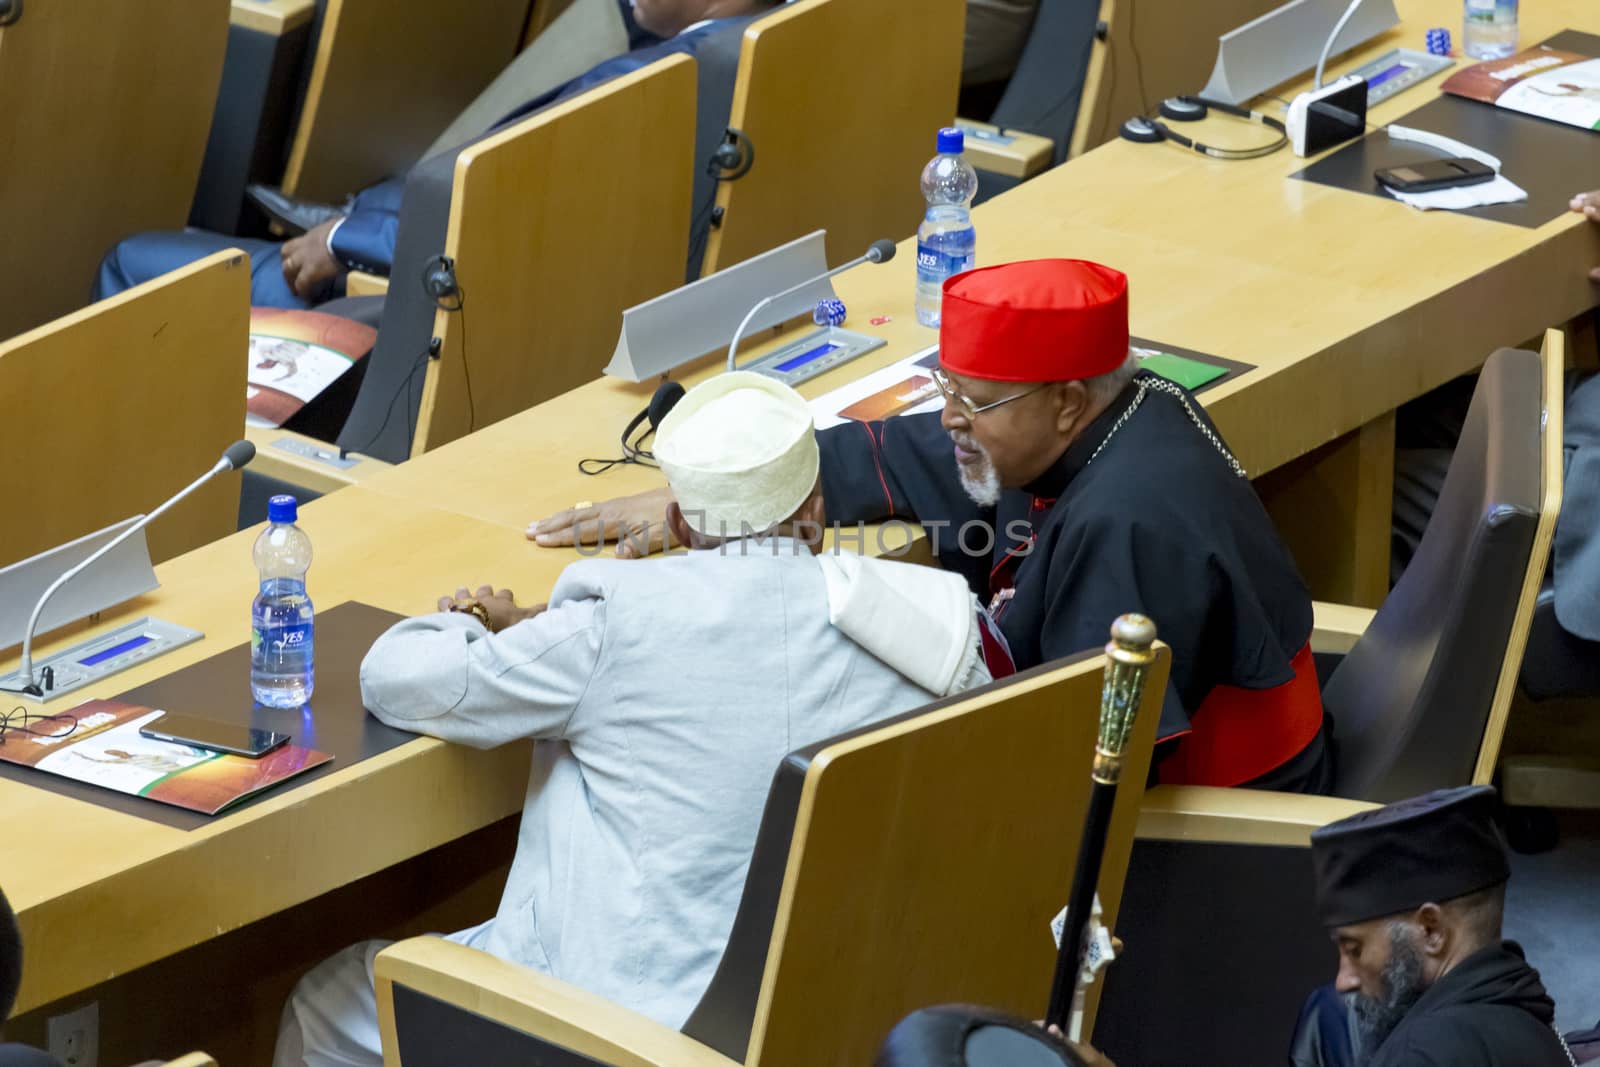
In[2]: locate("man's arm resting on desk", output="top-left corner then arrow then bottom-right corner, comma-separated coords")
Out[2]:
359,599 -> 603,747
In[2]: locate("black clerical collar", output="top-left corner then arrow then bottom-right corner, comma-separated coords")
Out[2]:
1021,373 -> 1147,500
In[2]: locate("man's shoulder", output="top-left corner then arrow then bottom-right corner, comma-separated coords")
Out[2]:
1376,1005 -> 1565,1067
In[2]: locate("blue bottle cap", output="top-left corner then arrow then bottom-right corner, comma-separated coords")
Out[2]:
936,127 -> 965,155
267,494 -> 298,524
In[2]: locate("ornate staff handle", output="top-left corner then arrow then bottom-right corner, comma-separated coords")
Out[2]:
1045,614 -> 1158,1032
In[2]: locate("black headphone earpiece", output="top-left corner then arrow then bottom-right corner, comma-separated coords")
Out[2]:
0,0 -> 21,27
708,127 -> 755,181
421,254 -> 460,307
1159,96 -> 1207,122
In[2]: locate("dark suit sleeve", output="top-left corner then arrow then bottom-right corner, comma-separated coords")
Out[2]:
1032,513 -> 1221,739
328,178 -> 405,275
817,413 -> 983,527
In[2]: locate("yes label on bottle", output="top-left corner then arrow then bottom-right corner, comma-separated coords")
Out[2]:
254,623 -> 313,661
916,243 -> 975,281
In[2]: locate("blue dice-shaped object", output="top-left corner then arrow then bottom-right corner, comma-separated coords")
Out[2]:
1425,27 -> 1451,56
813,298 -> 847,327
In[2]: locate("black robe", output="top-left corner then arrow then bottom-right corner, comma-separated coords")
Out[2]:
817,371 -> 1314,749
1367,942 -> 1570,1067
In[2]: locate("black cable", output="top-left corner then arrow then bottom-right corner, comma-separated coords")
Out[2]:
455,285 -> 476,433
578,422 -> 662,476
339,350 -> 430,460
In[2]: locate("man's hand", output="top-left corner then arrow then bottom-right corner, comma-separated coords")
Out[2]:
280,218 -> 345,300
437,585 -> 546,633
1042,1025 -> 1118,1067
526,487 -> 676,559
1571,190 -> 1600,283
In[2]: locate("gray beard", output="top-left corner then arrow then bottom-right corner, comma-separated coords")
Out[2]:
953,437 -> 1002,507
1347,925 -> 1429,1065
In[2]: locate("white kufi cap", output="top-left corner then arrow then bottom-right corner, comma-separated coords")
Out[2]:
654,371 -> 820,538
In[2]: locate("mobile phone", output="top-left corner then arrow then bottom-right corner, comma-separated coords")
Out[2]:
1375,157 -> 1495,193
138,713 -> 291,758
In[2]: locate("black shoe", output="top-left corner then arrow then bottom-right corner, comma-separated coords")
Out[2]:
245,184 -> 348,236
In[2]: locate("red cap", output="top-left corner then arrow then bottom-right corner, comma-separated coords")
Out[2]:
939,259 -> 1130,383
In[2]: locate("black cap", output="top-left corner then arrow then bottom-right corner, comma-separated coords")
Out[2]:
876,1006 -> 1088,1067
1311,785 -> 1511,928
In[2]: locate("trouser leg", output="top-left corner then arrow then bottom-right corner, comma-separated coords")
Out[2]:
92,230 -> 313,309
272,939 -> 390,1067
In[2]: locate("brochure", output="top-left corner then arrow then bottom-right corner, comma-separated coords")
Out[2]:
1441,46 -> 1600,133
246,308 -> 377,428
0,700 -> 332,816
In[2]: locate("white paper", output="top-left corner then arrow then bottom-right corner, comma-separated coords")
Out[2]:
809,344 -> 943,430
1381,125 -> 1529,211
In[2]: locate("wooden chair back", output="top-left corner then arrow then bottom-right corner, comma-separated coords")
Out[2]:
699,0 -> 965,274
0,254 -> 249,568
408,54 -> 695,453
279,0 -> 532,202
0,0 -> 229,340
744,647 -> 1167,1066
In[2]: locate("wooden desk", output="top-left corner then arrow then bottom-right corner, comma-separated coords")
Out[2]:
358,0 -> 1600,608
0,487 -> 582,1018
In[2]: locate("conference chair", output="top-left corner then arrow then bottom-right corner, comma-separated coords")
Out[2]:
699,0 -> 965,275
1501,584 -> 1600,827
1310,334 -> 1562,802
522,0 -> 580,48
0,254 -> 249,569
1094,788 -> 1377,1066
190,1 -> 320,235
277,0 -> 533,203
244,53 -> 696,492
373,641 -> 1169,1066
1093,333 -> 1562,1065
0,0 -> 228,341
960,0 -> 1105,203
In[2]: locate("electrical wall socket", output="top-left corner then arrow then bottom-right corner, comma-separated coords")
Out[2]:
47,1001 -> 98,1067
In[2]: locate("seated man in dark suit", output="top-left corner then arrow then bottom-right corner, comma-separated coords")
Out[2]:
1,886 -> 63,1067
94,0 -> 783,310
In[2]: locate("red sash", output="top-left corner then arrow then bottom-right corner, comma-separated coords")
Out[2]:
1157,641 -> 1323,788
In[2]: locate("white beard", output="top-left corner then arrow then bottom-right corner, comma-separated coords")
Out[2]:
953,435 -> 1002,507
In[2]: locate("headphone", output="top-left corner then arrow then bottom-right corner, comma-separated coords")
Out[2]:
580,380 -> 686,475
0,0 -> 20,27
1120,96 -> 1287,160
421,254 -> 461,308
708,127 -> 755,182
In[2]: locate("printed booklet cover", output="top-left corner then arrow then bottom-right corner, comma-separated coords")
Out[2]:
1441,45 -> 1600,132
0,700 -> 332,815
246,308 -> 377,428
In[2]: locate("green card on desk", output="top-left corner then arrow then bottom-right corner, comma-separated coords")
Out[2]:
1137,349 -> 1229,390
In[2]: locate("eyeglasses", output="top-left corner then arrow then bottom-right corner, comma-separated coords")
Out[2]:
930,366 -> 1043,419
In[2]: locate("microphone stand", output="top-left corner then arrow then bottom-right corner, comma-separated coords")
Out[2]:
726,240 -> 896,372
1045,614 -> 1158,1036
4,445 -> 254,696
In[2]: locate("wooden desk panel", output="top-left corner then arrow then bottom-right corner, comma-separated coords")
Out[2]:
1,488 -> 557,1015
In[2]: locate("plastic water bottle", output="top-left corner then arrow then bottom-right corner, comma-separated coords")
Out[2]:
915,127 -> 979,328
251,495 -> 315,708
1463,0 -> 1518,59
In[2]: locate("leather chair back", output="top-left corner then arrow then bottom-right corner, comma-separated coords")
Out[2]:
1325,347 -> 1544,801
988,0 -> 1102,167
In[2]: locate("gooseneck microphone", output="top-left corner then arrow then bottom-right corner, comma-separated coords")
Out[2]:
5,441 -> 256,696
1315,0 -> 1367,89
725,238 -> 897,372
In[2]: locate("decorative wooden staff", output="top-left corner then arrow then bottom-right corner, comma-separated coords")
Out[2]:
1045,613 -> 1158,1034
